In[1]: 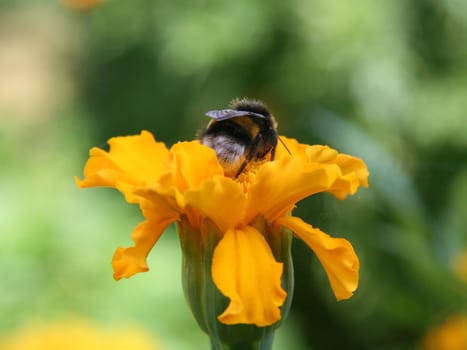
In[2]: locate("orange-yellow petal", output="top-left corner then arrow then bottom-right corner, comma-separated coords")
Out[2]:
328,153 -> 369,198
278,137 -> 369,193
112,198 -> 178,280
74,147 -> 118,188
212,226 -> 286,326
163,141 -> 224,191
274,136 -> 308,161
75,131 -> 170,202
247,139 -> 369,222
306,144 -> 341,162
136,186 -> 183,219
276,216 -> 359,300
278,139 -> 369,197
306,144 -> 369,199
247,157 -> 341,223
183,176 -> 246,232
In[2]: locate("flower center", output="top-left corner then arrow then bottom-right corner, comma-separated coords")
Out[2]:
235,160 -> 267,193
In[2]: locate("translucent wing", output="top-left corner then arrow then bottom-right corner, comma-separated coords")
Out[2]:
205,109 -> 266,121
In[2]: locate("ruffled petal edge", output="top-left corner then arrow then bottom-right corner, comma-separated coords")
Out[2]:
276,216 -> 359,300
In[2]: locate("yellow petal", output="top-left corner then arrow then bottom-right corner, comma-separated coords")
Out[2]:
76,131 -> 170,202
183,176 -> 246,232
157,141 -> 224,192
306,145 -> 369,198
74,147 -> 118,188
281,140 -> 369,195
276,216 -> 359,300
277,138 -> 369,195
247,139 -> 369,221
247,157 -> 340,222
306,144 -> 341,162
135,186 -> 184,219
212,226 -> 286,326
112,198 -> 178,280
274,136 -> 309,161
328,153 -> 369,198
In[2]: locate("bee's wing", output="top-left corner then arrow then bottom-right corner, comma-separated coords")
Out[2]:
205,109 -> 265,121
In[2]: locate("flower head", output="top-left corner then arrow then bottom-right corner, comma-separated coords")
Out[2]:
423,315 -> 467,350
0,319 -> 159,350
76,130 -> 368,327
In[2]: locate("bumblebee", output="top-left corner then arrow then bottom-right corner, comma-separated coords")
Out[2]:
200,98 -> 289,177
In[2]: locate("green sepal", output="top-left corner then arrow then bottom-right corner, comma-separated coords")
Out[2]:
177,216 -> 294,350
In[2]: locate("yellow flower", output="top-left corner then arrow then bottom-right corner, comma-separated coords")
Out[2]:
423,315 -> 467,350
0,319 -> 159,350
75,130 -> 368,327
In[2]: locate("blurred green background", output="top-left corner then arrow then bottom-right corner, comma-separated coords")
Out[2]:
0,0 -> 466,349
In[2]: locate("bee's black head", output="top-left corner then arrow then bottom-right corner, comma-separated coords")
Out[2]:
230,98 -> 271,118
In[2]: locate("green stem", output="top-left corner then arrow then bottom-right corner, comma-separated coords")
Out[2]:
210,331 -> 274,350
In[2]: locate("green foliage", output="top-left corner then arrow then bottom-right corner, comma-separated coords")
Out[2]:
0,0 -> 466,349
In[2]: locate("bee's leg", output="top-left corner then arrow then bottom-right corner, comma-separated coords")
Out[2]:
235,160 -> 249,178
270,145 -> 276,161
234,134 -> 263,178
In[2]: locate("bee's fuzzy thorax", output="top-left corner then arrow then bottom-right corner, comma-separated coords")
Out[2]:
201,98 -> 279,177
230,98 -> 271,118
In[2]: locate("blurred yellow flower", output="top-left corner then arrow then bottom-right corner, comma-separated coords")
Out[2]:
0,319 -> 159,350
452,250 -> 467,284
76,130 -> 368,327
423,315 -> 467,350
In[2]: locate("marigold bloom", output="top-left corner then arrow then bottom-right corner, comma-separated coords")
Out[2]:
75,130 -> 368,329
423,315 -> 467,350
0,319 -> 159,350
